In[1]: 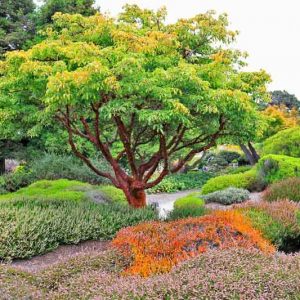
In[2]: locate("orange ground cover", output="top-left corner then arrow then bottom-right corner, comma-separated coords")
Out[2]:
112,211 -> 275,277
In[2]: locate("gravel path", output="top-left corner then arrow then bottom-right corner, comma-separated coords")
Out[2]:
11,240 -> 110,273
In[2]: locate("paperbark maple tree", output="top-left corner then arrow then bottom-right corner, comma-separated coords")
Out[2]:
0,6 -> 270,207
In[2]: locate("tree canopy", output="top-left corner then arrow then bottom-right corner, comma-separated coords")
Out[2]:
0,6 -> 270,207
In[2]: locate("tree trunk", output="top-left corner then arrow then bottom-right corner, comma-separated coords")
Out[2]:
124,188 -> 146,208
248,142 -> 260,162
240,144 -> 256,165
0,158 -> 5,175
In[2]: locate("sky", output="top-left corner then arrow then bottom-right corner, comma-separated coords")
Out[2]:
96,0 -> 300,98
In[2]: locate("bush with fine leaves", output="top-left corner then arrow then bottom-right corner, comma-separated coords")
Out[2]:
202,187 -> 250,205
0,198 -> 158,260
263,177 -> 300,203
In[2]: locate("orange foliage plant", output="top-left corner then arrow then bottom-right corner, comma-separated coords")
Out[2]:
112,211 -> 275,277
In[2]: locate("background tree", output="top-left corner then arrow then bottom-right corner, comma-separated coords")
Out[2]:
261,104 -> 299,139
0,0 -> 35,56
0,7 -> 270,207
34,0 -> 98,26
269,90 -> 300,110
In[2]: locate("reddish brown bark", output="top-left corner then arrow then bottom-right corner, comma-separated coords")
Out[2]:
125,188 -> 146,208
56,100 -> 227,208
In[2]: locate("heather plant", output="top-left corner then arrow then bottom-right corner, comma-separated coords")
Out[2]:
239,200 -> 300,252
202,187 -> 250,205
263,177 -> 300,202
112,211 -> 274,276
3,248 -> 298,300
0,198 -> 158,260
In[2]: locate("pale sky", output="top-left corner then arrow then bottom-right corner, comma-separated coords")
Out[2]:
97,0 -> 300,98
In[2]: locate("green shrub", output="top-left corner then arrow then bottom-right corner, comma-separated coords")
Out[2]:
0,179 -> 90,202
257,154 -> 300,184
0,198 -> 158,260
202,187 -> 250,205
262,127 -> 300,157
218,150 -> 241,163
201,169 -> 257,194
98,185 -> 127,204
173,193 -> 205,209
263,178 -> 300,202
223,165 -> 252,175
0,165 -> 35,192
30,153 -> 110,184
148,172 -> 213,193
168,192 -> 207,220
0,153 -> 110,193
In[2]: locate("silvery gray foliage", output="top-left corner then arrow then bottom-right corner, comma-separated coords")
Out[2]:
202,187 -> 250,205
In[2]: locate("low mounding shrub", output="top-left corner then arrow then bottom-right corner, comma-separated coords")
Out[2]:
263,177 -> 300,202
98,185 -> 127,204
0,179 -> 90,202
239,200 -> 300,252
262,127 -> 300,158
257,154 -> 300,184
113,211 -> 274,276
202,187 -> 250,205
0,198 -> 158,260
173,193 -> 204,209
148,171 -> 213,193
2,249 -> 300,299
201,169 -> 258,194
168,193 -> 207,220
